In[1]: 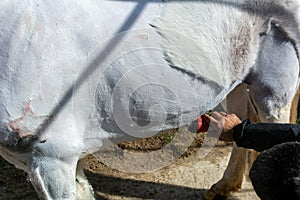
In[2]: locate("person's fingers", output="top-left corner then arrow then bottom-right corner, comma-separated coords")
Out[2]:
201,114 -> 211,123
219,112 -> 227,117
211,111 -> 221,118
226,113 -> 242,123
209,118 -> 218,124
207,114 -> 219,124
211,111 -> 225,121
210,112 -> 226,130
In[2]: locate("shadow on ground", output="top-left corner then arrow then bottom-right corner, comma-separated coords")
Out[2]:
0,156 -> 219,200
86,170 -> 210,200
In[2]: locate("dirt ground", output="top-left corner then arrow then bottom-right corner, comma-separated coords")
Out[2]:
0,129 -> 259,200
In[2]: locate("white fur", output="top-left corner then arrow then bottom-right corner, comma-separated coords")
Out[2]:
153,0 -> 256,86
0,0 -> 300,199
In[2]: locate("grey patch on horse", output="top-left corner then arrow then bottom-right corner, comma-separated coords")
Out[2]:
246,21 -> 299,119
230,21 -> 257,77
243,1 -> 300,58
0,127 -> 39,152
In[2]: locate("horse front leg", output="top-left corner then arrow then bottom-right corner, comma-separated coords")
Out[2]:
204,145 -> 248,199
204,90 -> 298,200
29,155 -> 79,200
204,84 -> 258,199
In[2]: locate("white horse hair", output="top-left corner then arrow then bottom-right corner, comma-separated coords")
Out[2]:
0,0 -> 299,199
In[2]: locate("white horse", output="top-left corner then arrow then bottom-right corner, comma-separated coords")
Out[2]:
0,0 -> 299,199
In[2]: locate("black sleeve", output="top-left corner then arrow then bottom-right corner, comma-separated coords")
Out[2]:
233,119 -> 300,152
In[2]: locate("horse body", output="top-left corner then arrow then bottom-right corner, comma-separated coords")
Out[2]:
0,0 -> 300,199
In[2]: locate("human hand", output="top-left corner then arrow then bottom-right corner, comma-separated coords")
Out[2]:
200,112 -> 241,142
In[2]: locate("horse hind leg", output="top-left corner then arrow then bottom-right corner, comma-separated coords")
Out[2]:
204,83 -> 299,199
204,84 -> 259,199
